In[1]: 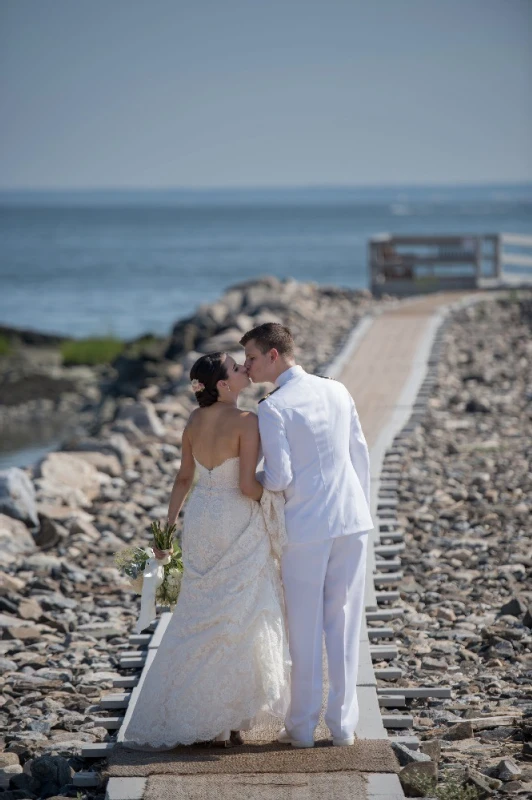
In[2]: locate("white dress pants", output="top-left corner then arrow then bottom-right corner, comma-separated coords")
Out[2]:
281,532 -> 368,743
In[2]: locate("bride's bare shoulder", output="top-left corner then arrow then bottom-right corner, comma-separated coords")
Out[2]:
235,410 -> 259,434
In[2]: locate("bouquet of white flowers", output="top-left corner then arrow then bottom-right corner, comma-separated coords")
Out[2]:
115,522 -> 183,631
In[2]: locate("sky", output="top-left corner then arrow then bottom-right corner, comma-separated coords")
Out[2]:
1,0 -> 531,189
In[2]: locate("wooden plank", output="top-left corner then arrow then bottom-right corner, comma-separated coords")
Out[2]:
366,608 -> 404,622
375,590 -> 401,603
374,572 -> 403,586
113,676 -> 139,689
502,253 -> 532,268
81,742 -> 115,758
374,557 -> 402,571
370,644 -> 398,660
368,627 -> 394,640
501,233 -> 532,247
379,695 -> 406,708
378,687 -> 452,699
381,714 -> 413,729
374,543 -> 405,556
374,666 -> 403,680
100,693 -> 131,710
91,716 -> 123,730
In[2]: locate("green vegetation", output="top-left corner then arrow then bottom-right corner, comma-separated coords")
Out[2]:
409,773 -> 480,800
124,334 -> 161,357
0,335 -> 11,357
60,336 -> 125,366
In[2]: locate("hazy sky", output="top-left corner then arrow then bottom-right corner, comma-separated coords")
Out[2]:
1,0 -> 531,189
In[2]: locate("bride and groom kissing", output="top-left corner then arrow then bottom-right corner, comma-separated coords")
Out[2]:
122,322 -> 373,750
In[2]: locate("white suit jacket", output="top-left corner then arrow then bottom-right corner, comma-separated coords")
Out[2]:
257,365 -> 373,544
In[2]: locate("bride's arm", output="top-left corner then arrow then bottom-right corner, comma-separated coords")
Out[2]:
239,413 -> 263,501
166,425 -> 196,526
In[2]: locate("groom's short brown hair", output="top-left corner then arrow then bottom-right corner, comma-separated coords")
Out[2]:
240,323 -> 295,356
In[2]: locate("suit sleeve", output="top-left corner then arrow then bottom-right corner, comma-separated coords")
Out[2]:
257,401 -> 293,492
348,393 -> 371,506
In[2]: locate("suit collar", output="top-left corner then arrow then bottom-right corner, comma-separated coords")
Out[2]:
275,365 -> 305,388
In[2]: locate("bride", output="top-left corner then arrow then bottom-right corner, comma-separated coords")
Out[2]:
121,351 -> 290,749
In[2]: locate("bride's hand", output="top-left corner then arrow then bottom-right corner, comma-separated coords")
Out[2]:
153,545 -> 173,560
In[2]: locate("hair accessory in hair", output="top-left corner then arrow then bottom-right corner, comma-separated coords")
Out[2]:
191,379 -> 205,393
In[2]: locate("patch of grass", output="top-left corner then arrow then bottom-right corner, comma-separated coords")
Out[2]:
0,335 -> 11,357
60,336 -> 125,366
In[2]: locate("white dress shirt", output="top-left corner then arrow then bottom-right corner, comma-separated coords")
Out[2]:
257,365 -> 373,544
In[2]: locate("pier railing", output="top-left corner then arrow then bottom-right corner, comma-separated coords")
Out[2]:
369,233 -> 532,296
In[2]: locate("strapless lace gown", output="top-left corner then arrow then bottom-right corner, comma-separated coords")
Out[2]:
121,457 -> 290,748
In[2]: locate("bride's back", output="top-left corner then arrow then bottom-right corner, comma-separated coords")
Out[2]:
187,404 -> 243,470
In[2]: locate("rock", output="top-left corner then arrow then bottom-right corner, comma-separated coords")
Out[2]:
435,607 -> 456,622
115,400 -> 166,437
0,754 -> 20,768
399,760 -> 437,797
17,599 -> 43,621
64,432 -> 136,468
497,759 -> 522,781
465,398 -> 491,413
30,754 -> 73,793
0,514 -> 36,565
391,741 -> 432,766
76,622 -> 124,638
0,764 -> 23,790
0,573 -> 25,595
419,740 -> 441,763
465,767 -> 502,796
443,720 -> 474,740
35,452 -> 101,502
33,515 -> 68,550
499,597 -> 527,618
523,606 -> 532,629
65,450 -> 122,476
21,553 -> 62,573
421,656 -> 448,670
0,468 -> 39,527
4,625 -> 42,642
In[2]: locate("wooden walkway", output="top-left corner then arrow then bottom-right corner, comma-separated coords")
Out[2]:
91,291 -> 476,800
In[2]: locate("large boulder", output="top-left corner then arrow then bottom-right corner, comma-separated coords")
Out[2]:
115,400 -> 166,438
0,514 -> 36,566
0,468 -> 39,527
34,452 -> 101,504
62,432 -> 137,469
63,450 -> 122,477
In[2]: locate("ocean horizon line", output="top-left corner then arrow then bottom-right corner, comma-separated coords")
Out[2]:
1,182 -> 532,207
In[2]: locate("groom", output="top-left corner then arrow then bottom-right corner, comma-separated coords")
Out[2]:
241,322 -> 373,748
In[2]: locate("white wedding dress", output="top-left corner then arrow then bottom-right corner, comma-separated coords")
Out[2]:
121,456 -> 291,749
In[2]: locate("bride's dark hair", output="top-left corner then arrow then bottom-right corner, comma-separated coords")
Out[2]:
189,352 -> 228,408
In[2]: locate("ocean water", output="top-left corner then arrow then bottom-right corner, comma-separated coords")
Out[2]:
1,185 -> 531,340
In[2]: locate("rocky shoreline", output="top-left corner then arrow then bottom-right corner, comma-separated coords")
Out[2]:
387,294 -> 532,797
0,277 -> 382,799
1,283 -> 530,800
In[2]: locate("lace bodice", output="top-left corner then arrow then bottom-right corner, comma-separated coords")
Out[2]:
193,456 -> 240,491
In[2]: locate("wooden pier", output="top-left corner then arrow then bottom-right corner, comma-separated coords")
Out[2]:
369,232 -> 532,296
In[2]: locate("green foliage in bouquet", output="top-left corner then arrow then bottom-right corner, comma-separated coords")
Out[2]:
151,521 -> 183,607
114,546 -> 150,582
150,520 -> 177,550
157,548 -> 184,607
114,523 -> 184,608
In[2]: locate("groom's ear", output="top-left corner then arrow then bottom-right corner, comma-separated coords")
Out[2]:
269,348 -> 279,362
